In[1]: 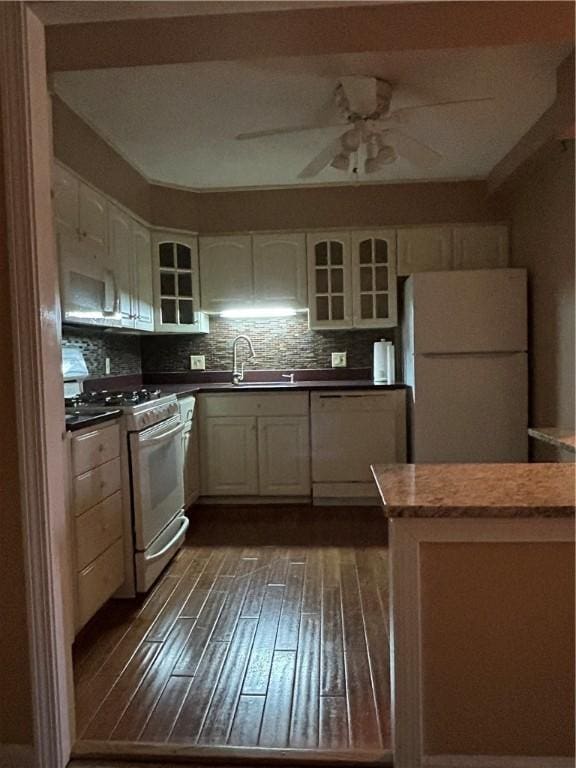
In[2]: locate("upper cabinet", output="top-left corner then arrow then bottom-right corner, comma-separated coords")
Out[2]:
307,229 -> 397,329
397,226 -> 452,275
53,162 -> 79,235
307,232 -> 353,329
108,203 -> 133,326
152,232 -> 208,333
108,203 -> 155,332
351,230 -> 397,328
397,224 -> 509,276
53,162 -> 154,331
54,164 -> 119,327
199,235 -> 253,312
199,233 -> 307,313
132,222 -> 154,331
252,233 -> 307,308
452,224 -> 509,270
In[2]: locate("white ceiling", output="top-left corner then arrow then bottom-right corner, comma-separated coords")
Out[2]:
53,43 -> 571,191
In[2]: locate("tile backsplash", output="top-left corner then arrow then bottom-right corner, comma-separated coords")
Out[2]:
62,326 -> 142,376
63,316 -> 398,378
140,315 -> 397,373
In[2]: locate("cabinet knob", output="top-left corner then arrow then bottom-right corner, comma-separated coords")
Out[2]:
98,444 -> 104,452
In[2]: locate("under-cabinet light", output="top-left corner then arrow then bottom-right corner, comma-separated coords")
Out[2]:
220,307 -> 297,319
65,311 -> 121,320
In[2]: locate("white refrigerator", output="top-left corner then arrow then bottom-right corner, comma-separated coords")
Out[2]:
402,269 -> 528,462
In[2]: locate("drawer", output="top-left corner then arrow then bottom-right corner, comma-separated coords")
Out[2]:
73,457 -> 121,516
77,537 -> 124,630
178,395 -> 196,424
72,423 -> 120,476
200,392 -> 309,417
75,491 -> 123,571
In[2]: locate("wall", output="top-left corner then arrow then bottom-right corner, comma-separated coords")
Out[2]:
52,94 -> 501,236
0,94 -> 34,745
420,541 -> 575,757
52,95 -> 151,221
62,326 -> 142,376
150,179 -> 501,234
499,141 -> 575,459
140,315 -> 397,374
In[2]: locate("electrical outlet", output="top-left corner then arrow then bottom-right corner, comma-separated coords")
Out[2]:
105,357 -> 111,375
331,352 -> 347,368
190,355 -> 206,370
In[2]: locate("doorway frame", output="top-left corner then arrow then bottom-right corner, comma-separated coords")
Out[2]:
0,4 -> 72,767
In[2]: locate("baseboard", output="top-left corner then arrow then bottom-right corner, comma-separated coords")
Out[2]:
0,744 -> 34,768
313,497 -> 380,506
423,755 -> 574,768
313,482 -> 378,499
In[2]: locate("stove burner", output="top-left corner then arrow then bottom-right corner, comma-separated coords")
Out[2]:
66,388 -> 162,408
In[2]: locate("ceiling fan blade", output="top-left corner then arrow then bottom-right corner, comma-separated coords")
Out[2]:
340,75 -> 378,116
236,123 -> 342,141
386,97 -> 494,122
298,137 -> 344,179
385,128 -> 443,168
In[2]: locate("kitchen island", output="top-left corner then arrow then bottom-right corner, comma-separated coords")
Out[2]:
371,463 -> 575,768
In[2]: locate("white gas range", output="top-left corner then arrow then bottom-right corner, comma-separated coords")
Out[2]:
65,384 -> 189,596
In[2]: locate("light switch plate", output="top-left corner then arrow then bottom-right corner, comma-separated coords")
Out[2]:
331,352 -> 347,368
190,355 -> 206,370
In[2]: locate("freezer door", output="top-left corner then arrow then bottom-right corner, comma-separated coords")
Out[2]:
412,352 -> 528,462
411,269 -> 527,354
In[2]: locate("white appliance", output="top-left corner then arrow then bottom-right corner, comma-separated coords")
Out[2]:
373,339 -> 396,384
64,374 -> 188,595
310,389 -> 406,500
59,230 -> 122,327
402,269 -> 528,462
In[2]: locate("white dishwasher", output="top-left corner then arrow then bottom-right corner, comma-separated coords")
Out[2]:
310,389 -> 406,501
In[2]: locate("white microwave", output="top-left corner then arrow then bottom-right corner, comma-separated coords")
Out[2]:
58,230 -> 121,327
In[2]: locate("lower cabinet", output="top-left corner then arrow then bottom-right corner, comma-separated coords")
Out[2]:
179,395 -> 201,507
257,416 -> 310,495
202,416 -> 259,495
199,393 -> 310,497
68,420 -> 125,633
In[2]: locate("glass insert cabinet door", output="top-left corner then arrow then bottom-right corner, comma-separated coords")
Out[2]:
152,233 -> 204,332
306,232 -> 353,329
351,230 -> 397,328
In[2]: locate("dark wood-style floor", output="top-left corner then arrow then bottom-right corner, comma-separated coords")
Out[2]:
73,505 -> 391,761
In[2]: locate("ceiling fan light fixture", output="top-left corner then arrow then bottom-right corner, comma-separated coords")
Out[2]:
364,156 -> 379,174
341,127 -> 361,152
330,153 -> 350,172
376,144 -> 396,165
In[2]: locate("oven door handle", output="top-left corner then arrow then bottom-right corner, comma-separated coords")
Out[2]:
138,421 -> 185,447
144,515 -> 189,564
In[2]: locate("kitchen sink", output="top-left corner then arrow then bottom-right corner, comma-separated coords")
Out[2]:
234,381 -> 296,387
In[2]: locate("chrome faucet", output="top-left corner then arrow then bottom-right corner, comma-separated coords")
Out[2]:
232,335 -> 256,385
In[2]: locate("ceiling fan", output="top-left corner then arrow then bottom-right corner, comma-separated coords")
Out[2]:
236,76 -> 493,179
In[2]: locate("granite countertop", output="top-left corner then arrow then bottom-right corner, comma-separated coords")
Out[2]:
156,380 -> 407,398
65,409 -> 122,432
528,427 -> 576,455
371,463 -> 576,518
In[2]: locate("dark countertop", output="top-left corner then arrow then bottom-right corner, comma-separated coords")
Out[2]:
65,409 -> 122,432
155,380 -> 407,398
